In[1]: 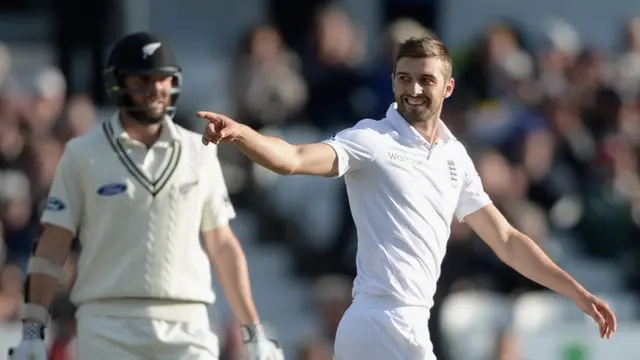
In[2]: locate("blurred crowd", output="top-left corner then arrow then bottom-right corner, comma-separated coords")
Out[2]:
1,4 -> 640,360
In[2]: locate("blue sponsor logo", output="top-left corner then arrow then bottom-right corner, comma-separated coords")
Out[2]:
97,183 -> 127,196
45,197 -> 66,211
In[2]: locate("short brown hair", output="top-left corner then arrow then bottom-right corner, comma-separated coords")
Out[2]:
394,36 -> 453,78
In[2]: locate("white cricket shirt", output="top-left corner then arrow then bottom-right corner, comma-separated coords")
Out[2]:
323,103 -> 491,308
41,112 -> 235,320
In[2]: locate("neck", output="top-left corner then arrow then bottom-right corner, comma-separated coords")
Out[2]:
119,112 -> 163,148
411,115 -> 440,144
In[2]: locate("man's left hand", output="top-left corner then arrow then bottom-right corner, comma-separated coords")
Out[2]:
241,324 -> 284,360
574,292 -> 617,339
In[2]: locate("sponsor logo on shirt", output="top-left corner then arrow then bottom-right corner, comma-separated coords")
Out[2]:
45,197 -> 66,211
388,151 -> 423,166
97,183 -> 128,196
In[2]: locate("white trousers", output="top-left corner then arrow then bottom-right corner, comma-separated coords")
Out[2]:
76,315 -> 219,360
334,297 -> 436,360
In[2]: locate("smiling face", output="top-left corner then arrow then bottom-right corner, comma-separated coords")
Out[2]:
391,37 -> 455,125
393,57 -> 454,124
123,74 -> 174,120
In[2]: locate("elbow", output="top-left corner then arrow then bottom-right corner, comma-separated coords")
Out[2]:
498,227 -> 526,264
274,165 -> 297,176
495,226 -> 520,262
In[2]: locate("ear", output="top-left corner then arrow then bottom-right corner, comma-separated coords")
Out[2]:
444,77 -> 455,99
390,72 -> 395,93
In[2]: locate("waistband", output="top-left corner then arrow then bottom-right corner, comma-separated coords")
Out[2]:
353,293 -> 432,310
76,298 -> 209,324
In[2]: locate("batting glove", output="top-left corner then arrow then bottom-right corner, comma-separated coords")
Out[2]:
8,322 -> 48,360
241,324 -> 284,360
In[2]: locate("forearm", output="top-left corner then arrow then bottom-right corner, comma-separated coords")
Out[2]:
499,229 -> 587,301
23,226 -> 73,323
210,241 -> 260,325
24,275 -> 59,317
235,125 -> 300,175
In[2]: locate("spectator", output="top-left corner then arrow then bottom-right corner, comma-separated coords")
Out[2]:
232,25 -> 308,130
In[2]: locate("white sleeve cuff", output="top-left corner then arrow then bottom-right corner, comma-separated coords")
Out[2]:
455,198 -> 493,222
322,140 -> 348,178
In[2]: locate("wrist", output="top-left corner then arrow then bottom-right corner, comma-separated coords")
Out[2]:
22,322 -> 45,340
566,280 -> 589,302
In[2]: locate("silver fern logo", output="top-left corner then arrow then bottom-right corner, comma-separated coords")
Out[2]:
142,42 -> 162,59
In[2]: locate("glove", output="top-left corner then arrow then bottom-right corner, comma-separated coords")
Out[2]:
241,324 -> 284,360
8,323 -> 48,360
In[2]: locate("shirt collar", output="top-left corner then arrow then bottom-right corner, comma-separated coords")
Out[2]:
385,103 -> 456,145
109,111 -> 180,146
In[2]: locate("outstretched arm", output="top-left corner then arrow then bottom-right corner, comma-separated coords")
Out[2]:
455,147 -> 616,339
464,205 -> 616,339
234,125 -> 339,177
199,111 -> 376,178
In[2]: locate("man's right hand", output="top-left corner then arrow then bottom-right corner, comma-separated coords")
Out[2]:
197,111 -> 245,145
8,323 -> 48,360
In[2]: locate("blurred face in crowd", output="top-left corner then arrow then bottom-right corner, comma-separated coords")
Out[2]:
0,120 -> 25,162
626,18 -> 640,51
250,26 -> 284,65
66,94 -> 95,137
392,56 -> 454,125
27,138 -> 63,197
3,196 -> 32,231
123,74 -> 173,120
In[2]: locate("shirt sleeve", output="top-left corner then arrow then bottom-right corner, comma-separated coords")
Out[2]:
454,149 -> 492,222
321,120 -> 377,177
41,144 -> 84,235
201,147 -> 236,232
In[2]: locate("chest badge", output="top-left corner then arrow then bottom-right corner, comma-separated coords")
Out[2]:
447,160 -> 458,187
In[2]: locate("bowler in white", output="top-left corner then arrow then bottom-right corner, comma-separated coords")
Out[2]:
10,32 -> 283,360
198,36 -> 617,359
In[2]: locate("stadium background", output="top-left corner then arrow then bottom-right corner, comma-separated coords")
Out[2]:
1,0 -> 640,359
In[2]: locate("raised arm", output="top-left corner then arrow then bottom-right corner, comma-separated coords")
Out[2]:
198,111 -> 377,177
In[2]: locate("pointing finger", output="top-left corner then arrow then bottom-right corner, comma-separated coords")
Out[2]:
196,111 -> 222,122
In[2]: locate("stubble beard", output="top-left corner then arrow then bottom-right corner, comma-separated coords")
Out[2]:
397,98 -> 443,128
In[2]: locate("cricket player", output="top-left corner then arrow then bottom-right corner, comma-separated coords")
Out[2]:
198,36 -> 617,360
9,32 -> 283,360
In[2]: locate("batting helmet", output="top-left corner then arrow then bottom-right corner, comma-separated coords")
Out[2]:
103,32 -> 181,123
